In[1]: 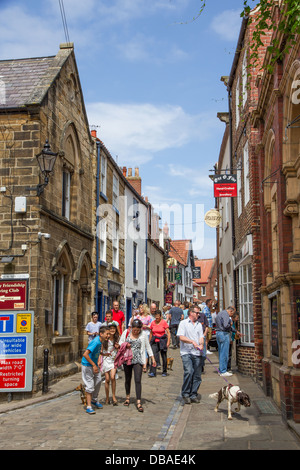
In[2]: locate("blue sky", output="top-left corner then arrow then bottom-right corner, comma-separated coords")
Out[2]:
0,0 -> 246,258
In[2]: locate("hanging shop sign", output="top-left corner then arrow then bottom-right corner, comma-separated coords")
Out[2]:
204,209 -> 222,228
192,266 -> 201,278
213,174 -> 237,198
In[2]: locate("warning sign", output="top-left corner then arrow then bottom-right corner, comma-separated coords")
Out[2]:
0,358 -> 26,389
16,314 -> 31,333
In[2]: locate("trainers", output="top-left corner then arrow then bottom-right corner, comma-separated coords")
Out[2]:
206,350 -> 213,355
86,407 -> 96,414
91,401 -> 103,409
220,372 -> 233,377
148,372 -> 156,378
183,396 -> 191,404
162,373 -> 167,377
191,396 -> 201,403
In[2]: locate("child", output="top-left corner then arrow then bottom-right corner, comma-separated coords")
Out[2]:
101,323 -> 120,405
85,311 -> 102,343
103,310 -> 120,334
81,325 -> 110,414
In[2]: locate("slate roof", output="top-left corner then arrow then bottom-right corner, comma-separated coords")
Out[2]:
0,46 -> 73,109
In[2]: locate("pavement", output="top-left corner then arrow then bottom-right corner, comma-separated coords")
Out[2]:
0,348 -> 300,451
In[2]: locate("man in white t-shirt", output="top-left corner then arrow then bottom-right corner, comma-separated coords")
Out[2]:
177,307 -> 204,404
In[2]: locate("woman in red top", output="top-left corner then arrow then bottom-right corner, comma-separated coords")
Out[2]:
149,310 -> 170,377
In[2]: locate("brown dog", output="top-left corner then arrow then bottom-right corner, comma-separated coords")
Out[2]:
76,384 -> 87,405
167,357 -> 174,370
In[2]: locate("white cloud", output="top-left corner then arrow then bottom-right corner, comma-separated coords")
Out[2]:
168,163 -> 213,198
210,9 -> 242,42
86,101 -> 218,165
116,33 -> 189,64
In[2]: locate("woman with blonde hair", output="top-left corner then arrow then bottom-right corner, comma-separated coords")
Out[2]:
138,303 -> 152,370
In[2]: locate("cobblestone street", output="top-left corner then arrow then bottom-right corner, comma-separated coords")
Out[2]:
0,349 -> 299,452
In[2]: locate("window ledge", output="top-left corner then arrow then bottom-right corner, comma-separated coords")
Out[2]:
100,260 -> 108,268
52,335 -> 73,345
100,192 -> 108,202
112,267 -> 120,274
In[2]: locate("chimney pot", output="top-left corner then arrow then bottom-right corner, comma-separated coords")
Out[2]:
122,167 -> 127,177
128,168 -> 132,177
91,130 -> 97,138
135,167 -> 139,177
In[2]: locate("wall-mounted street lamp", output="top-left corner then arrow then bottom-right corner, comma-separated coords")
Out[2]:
26,140 -> 58,196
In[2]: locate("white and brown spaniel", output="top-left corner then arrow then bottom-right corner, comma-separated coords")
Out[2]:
209,384 -> 251,420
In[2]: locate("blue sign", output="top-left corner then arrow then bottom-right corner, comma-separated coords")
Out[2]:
0,315 -> 14,333
0,336 -> 27,355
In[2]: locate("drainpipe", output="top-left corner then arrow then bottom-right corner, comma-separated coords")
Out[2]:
95,140 -> 101,312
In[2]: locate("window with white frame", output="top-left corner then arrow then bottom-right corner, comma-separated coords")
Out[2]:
243,141 -> 250,205
237,158 -> 242,216
238,264 -> 254,345
101,154 -> 107,195
62,170 -> 71,219
99,218 -> 107,262
201,286 -> 206,297
113,174 -> 119,211
236,76 -> 240,129
242,51 -> 248,107
112,227 -> 119,269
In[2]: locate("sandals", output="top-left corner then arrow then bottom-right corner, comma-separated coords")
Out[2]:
136,401 -> 144,412
113,400 -> 118,406
123,398 -> 130,406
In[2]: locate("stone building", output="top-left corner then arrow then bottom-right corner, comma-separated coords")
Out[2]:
0,44 -> 95,395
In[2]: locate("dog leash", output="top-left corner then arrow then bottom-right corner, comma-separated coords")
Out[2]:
197,348 -> 232,385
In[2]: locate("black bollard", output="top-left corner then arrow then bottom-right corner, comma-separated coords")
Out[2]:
42,348 -> 49,394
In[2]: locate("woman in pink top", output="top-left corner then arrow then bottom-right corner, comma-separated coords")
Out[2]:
149,310 -> 170,377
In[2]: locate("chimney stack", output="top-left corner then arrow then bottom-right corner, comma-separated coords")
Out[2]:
126,166 -> 142,195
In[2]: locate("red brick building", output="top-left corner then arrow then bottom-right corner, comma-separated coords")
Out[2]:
252,5 -> 300,423
220,3 -> 300,424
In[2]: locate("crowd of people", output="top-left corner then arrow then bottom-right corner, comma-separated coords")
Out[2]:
81,299 -> 241,414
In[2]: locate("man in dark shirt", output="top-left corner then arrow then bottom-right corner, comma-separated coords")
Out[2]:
167,300 -> 184,348
215,306 -> 235,377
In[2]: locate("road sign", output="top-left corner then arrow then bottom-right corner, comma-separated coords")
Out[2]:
0,280 -> 28,311
0,310 -> 34,392
0,315 -> 14,333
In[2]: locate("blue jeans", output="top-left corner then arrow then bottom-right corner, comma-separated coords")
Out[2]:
181,354 -> 204,399
216,331 -> 230,374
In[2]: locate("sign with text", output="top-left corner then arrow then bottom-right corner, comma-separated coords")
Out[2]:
0,310 -> 34,392
0,280 -> 28,311
213,174 -> 237,198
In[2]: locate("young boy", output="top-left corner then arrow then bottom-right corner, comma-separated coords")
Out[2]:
85,311 -> 102,343
81,325 -> 110,414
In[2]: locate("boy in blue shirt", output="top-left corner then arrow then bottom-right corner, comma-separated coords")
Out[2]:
82,325 -> 110,414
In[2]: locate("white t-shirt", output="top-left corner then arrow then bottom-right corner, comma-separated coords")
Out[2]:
85,321 -> 102,343
177,318 -> 203,356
